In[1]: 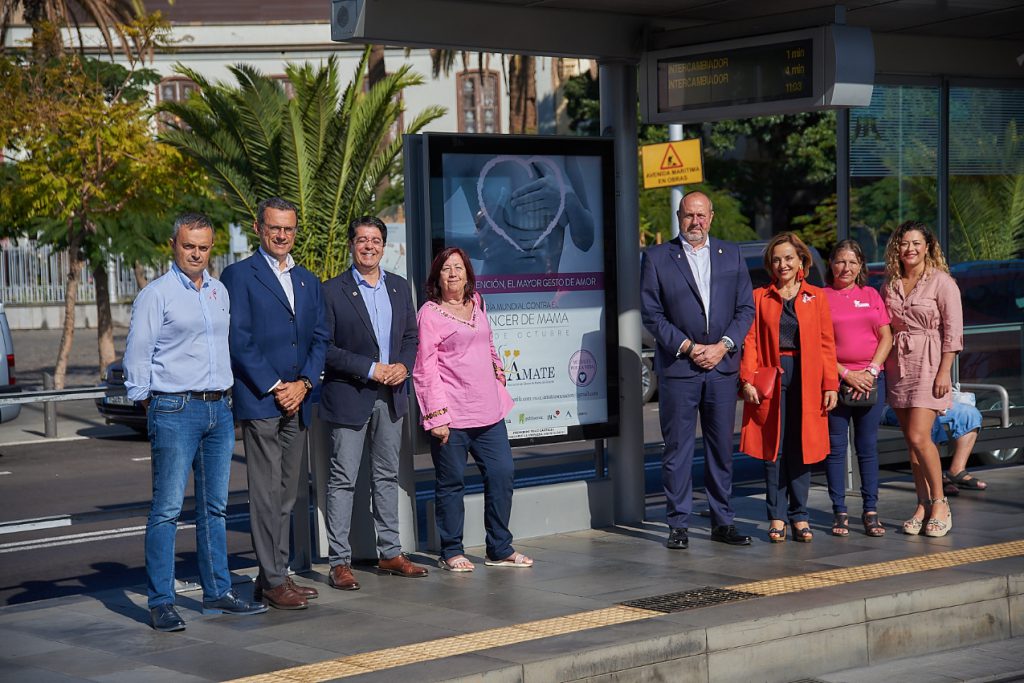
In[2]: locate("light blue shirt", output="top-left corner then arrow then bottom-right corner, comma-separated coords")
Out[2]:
682,239 -> 712,333
352,266 -> 392,381
124,263 -> 233,401
258,246 -> 295,312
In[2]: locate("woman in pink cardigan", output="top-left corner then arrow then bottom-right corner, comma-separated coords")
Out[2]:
413,247 -> 533,572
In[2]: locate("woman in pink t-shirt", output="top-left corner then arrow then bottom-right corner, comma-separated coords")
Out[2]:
824,240 -> 893,538
413,247 -> 533,572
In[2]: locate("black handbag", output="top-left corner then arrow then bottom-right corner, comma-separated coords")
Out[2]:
839,383 -> 878,408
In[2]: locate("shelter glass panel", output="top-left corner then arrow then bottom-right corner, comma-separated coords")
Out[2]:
948,85 -> 1024,407
849,84 -> 939,264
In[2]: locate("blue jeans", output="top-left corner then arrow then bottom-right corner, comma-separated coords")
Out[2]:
764,355 -> 811,523
430,420 -> 515,562
826,372 -> 887,514
145,393 -> 234,608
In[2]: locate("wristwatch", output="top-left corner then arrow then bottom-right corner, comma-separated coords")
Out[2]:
721,337 -> 736,352
866,366 -> 880,378
299,376 -> 313,392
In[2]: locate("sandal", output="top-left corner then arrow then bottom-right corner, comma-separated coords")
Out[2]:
902,500 -> 928,535
831,512 -> 849,537
862,511 -> 885,537
439,555 -> 475,572
484,552 -> 533,568
768,522 -> 787,543
792,523 -> 813,543
923,497 -> 953,538
947,470 -> 988,491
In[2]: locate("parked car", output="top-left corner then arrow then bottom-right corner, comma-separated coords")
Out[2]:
0,303 -> 21,423
640,240 -> 827,402
95,359 -> 146,432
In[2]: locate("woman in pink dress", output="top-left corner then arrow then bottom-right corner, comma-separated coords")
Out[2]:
413,247 -> 533,572
882,222 -> 963,538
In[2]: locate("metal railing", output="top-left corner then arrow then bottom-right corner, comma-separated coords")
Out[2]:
0,240 -> 240,305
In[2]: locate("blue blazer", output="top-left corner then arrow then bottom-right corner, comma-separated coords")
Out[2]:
640,236 -> 754,378
220,253 -> 329,425
319,269 -> 418,427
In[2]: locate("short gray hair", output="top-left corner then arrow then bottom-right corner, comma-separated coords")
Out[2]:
172,212 -> 214,239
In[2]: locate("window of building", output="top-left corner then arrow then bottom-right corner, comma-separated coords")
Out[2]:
272,75 -> 296,99
456,70 -> 500,134
155,77 -> 199,130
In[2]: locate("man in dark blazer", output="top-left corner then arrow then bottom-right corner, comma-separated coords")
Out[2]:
319,215 -> 427,590
221,197 -> 329,609
640,191 -> 755,550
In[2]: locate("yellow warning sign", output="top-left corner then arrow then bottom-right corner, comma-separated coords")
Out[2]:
640,139 -> 703,189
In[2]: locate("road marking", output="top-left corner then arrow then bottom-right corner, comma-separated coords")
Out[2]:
0,512 -> 250,553
0,471 -> 11,475
0,435 -> 92,447
0,515 -> 72,535
131,457 -> 151,462
226,539 -> 1024,683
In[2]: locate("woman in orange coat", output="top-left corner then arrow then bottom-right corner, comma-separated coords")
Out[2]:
740,233 -> 839,543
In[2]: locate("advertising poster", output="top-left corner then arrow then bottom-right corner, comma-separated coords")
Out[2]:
425,135 -> 617,443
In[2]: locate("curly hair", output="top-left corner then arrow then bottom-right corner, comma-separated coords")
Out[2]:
826,239 -> 869,287
425,247 -> 475,304
763,232 -> 813,282
883,221 -> 948,288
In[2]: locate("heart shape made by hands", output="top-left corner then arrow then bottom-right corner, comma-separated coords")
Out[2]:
476,155 -> 566,253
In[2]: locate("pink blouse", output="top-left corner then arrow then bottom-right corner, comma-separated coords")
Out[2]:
413,293 -> 515,430
824,284 -> 890,369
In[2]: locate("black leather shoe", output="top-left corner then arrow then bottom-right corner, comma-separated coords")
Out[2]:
150,604 -> 185,632
202,590 -> 269,616
711,524 -> 752,546
666,527 -> 688,550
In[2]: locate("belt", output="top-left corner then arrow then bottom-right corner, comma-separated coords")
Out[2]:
152,390 -> 230,401
894,329 -> 939,376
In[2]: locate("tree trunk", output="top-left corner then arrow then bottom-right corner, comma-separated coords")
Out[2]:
508,55 -> 537,134
368,44 -> 392,200
132,260 -> 148,290
53,226 -> 83,390
93,258 -> 116,381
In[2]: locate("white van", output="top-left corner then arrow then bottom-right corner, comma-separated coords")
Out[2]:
0,303 -> 21,423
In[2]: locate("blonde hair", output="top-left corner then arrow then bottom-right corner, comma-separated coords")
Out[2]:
884,221 -> 949,288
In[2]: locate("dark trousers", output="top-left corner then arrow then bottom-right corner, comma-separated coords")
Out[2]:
659,371 -> 739,529
825,372 -> 887,513
430,420 -> 515,562
763,355 -> 811,522
242,413 -> 306,589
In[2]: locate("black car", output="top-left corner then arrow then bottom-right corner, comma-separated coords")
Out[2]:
95,359 -> 147,432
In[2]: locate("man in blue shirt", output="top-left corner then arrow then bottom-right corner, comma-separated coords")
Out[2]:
125,213 -> 267,632
320,216 -> 426,590
221,198 -> 329,610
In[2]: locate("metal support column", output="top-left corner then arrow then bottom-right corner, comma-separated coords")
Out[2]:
669,124 -> 684,239
599,61 -> 645,525
837,109 -> 851,242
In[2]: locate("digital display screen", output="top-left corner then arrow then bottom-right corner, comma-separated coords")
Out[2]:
658,39 -> 813,112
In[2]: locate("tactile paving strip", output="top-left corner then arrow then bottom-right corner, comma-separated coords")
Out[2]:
227,539 -> 1024,682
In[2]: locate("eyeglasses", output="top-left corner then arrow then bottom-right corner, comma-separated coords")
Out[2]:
354,237 -> 384,246
262,225 -> 297,236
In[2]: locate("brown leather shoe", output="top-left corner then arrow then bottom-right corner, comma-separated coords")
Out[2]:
377,554 -> 428,578
286,576 -> 319,600
328,564 -> 360,591
261,582 -> 308,610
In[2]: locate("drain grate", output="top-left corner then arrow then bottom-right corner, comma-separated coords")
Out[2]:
620,586 -> 761,613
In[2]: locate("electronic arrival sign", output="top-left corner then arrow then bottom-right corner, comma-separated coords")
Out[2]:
642,25 -> 874,124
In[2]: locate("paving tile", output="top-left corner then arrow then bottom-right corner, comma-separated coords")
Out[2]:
0,627 -> 73,658
139,642 -> 296,680
340,652 -> 522,682
244,639 -> 347,665
90,664 -> 214,683
0,657 -> 88,682
13,644 -> 140,678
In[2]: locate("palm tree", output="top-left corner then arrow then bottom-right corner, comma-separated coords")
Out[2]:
158,47 -> 445,279
0,0 -> 143,58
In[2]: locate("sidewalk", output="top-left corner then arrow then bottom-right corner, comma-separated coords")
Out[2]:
1,464 -> 1021,682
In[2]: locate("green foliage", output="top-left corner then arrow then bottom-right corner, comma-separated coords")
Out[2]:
159,48 -> 445,279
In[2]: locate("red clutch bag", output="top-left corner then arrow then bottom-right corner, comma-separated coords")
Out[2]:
753,366 -> 781,400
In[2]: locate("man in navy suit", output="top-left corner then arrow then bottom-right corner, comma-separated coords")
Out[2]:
641,191 -> 755,549
320,216 -> 427,591
221,197 -> 329,609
